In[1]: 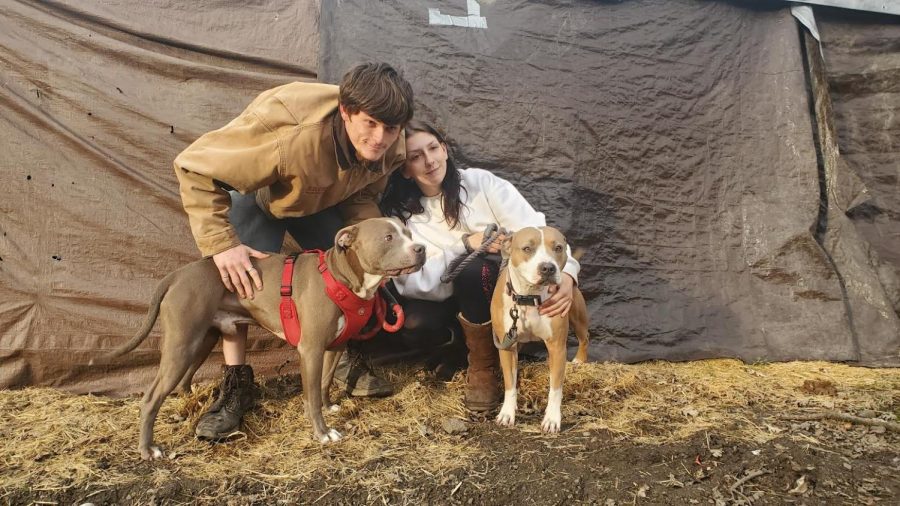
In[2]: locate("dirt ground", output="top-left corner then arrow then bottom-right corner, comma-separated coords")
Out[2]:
1,358 -> 897,505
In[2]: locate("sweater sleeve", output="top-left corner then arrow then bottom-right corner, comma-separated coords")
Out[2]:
477,169 -> 581,284
174,109 -> 282,257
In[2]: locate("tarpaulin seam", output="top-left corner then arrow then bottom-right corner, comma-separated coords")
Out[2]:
797,24 -> 862,360
19,0 -> 317,78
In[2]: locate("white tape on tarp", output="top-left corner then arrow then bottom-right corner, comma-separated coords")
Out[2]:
791,5 -> 821,41
429,0 -> 487,29
789,0 -> 900,16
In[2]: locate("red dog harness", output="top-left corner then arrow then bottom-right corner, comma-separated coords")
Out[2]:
279,251 -> 404,350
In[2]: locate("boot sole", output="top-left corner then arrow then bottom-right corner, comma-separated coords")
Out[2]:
195,427 -> 242,441
465,399 -> 500,413
332,376 -> 393,397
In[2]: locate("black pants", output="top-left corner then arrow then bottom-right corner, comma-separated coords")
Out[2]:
228,190 -> 343,252
399,256 -> 501,338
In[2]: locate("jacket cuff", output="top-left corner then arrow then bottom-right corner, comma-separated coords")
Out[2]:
196,229 -> 242,258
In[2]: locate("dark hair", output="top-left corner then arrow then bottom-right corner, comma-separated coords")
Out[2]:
339,63 -> 414,126
380,121 -> 466,229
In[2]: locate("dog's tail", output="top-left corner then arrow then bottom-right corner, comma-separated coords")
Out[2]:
89,272 -> 175,365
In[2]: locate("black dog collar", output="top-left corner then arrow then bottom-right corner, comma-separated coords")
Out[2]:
506,280 -> 542,306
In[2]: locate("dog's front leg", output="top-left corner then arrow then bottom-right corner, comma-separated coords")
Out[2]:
495,344 -> 518,427
542,337 -> 567,433
298,342 -> 342,443
320,348 -> 344,412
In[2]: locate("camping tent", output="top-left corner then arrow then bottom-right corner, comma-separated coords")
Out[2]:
1,0 -> 897,395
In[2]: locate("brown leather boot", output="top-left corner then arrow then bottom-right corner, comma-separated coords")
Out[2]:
457,314 -> 501,412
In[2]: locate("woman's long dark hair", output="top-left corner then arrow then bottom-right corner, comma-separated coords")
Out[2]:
380,121 -> 466,228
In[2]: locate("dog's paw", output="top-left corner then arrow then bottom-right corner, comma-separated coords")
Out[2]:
496,410 -> 516,427
541,413 -> 561,434
571,357 -> 584,365
318,428 -> 343,443
140,445 -> 164,461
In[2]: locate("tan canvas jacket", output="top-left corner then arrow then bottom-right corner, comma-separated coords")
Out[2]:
174,82 -> 406,257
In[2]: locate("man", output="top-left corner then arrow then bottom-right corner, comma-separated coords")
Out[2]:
173,62 -> 414,440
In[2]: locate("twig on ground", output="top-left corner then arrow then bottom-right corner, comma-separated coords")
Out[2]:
729,469 -> 769,494
781,411 -> 900,433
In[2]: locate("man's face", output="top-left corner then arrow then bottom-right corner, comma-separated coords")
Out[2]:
339,105 -> 401,162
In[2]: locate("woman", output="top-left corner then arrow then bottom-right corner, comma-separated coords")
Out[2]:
380,121 -> 580,412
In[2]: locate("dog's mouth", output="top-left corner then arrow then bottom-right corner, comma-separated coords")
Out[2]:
383,264 -> 423,277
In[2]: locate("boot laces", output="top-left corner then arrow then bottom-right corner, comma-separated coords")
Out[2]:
221,368 -> 249,412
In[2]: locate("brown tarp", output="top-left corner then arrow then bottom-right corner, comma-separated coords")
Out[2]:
1,0 -> 319,394
1,0 -> 897,396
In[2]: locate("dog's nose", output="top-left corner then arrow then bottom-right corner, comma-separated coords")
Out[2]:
539,262 -> 557,277
412,243 -> 425,256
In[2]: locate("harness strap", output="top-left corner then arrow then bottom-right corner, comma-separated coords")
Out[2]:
278,252 -> 406,350
279,254 -> 302,347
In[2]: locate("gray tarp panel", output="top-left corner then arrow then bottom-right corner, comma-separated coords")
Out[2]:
818,7 -> 900,331
0,0 -> 319,394
321,0 -> 898,365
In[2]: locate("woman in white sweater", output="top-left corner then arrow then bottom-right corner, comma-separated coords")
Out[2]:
380,121 -> 579,412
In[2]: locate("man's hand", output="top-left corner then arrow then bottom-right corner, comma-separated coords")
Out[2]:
213,245 -> 271,299
540,273 -> 575,318
466,232 -> 507,254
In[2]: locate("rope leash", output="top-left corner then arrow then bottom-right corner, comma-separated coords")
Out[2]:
441,224 -> 508,284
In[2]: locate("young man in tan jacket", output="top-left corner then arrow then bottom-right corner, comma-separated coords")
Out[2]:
173,62 -> 414,441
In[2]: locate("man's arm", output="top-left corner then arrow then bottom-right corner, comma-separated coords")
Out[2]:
174,107 -> 284,298
174,111 -> 281,257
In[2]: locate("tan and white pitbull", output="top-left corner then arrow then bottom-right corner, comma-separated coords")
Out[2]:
491,226 -> 589,433
96,217 -> 425,460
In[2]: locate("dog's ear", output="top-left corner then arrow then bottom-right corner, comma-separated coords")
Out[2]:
334,225 -> 358,251
501,235 -> 512,259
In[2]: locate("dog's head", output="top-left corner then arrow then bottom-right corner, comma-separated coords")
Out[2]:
334,217 -> 426,277
502,226 -> 569,287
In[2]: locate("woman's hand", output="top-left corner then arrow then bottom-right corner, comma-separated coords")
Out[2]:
213,244 -> 271,299
540,273 -> 575,317
466,231 -> 506,253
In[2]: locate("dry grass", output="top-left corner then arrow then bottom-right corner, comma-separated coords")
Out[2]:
1,359 -> 898,500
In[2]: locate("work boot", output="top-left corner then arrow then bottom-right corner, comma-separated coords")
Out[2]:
457,314 -> 501,412
333,347 -> 393,397
195,365 -> 257,441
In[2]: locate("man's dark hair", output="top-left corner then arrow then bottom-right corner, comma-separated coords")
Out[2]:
339,63 -> 414,126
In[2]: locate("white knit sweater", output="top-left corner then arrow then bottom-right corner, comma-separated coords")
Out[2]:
392,168 -> 580,301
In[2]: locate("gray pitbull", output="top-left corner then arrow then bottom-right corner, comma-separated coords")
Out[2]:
98,217 -> 425,460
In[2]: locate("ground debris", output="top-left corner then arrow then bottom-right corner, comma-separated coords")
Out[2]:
781,411 -> 900,433
1,359 -> 897,504
800,379 -> 838,396
441,417 -> 468,435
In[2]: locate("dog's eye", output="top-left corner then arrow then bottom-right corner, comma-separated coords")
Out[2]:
385,234 -> 393,242
522,246 -> 532,253
554,244 -> 564,253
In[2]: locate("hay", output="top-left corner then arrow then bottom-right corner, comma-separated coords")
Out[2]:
1,359 -> 898,500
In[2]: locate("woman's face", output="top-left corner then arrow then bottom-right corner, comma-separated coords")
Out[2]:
403,131 -> 448,197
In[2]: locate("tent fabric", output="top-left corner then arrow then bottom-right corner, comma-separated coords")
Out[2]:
1,0 -> 896,395
0,0 -> 320,394
320,0 -> 899,365
817,7 -> 900,326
